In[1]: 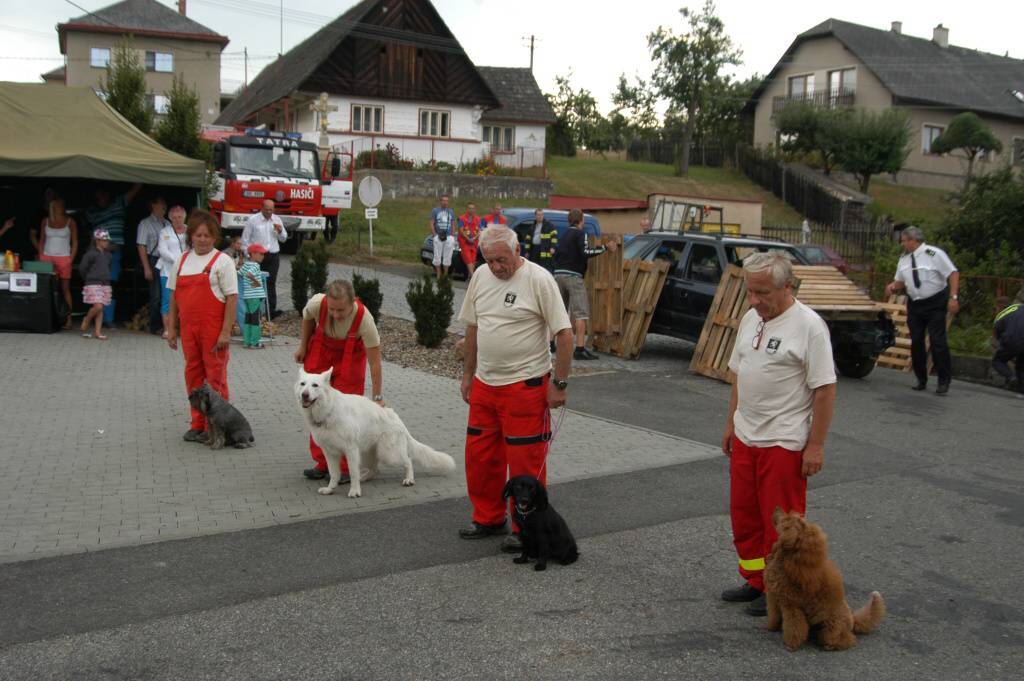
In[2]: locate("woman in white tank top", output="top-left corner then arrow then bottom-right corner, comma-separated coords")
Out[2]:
31,197 -> 78,329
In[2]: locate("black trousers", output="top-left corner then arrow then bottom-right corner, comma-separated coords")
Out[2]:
261,252 -> 280,313
907,289 -> 951,385
992,341 -> 1024,391
147,254 -> 163,333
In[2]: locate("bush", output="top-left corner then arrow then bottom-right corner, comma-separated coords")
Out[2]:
290,246 -> 311,312
352,273 -> 383,322
405,274 -> 454,347
305,238 -> 329,295
354,143 -> 413,170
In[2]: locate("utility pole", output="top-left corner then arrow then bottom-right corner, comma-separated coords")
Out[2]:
244,47 -> 248,87
279,0 -> 284,57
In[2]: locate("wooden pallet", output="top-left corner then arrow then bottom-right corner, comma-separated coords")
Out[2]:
613,259 -> 671,359
691,265 -> 749,382
875,297 -> 952,373
584,236 -> 624,353
790,266 -> 879,313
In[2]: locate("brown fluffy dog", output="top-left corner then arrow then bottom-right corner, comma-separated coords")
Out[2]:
764,509 -> 886,651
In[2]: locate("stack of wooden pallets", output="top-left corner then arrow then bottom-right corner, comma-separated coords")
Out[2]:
584,237 -> 623,353
583,250 -> 670,360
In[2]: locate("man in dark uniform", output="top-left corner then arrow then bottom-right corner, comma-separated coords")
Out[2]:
992,290 -> 1024,396
885,226 -> 959,395
519,209 -> 558,272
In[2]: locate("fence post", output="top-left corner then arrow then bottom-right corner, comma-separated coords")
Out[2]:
519,147 -> 524,175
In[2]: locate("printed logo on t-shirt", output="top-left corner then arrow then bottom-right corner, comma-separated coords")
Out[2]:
766,337 -> 782,354
504,292 -> 517,307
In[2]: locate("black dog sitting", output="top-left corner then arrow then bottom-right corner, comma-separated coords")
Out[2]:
502,475 -> 579,571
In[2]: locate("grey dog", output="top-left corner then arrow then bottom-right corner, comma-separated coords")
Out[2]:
187,383 -> 255,450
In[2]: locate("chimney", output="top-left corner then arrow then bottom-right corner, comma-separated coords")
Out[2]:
890,21 -> 902,35
178,1 -> 186,16
933,23 -> 949,48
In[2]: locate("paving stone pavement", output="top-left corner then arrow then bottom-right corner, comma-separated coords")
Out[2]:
0,330 -> 717,563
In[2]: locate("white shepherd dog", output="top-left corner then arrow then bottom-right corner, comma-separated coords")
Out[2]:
295,367 -> 456,497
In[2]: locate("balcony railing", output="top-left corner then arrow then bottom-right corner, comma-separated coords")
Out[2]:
772,87 -> 856,114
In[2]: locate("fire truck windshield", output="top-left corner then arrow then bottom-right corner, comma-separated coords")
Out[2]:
230,145 -> 318,180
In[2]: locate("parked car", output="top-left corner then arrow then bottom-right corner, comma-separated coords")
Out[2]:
420,208 -> 602,279
624,231 -> 895,378
794,243 -> 850,274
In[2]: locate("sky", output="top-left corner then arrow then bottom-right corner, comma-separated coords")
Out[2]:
2,0 -> 1023,113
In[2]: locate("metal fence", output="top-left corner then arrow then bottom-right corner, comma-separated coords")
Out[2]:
762,221 -> 892,265
339,137 -> 547,177
627,139 -> 735,167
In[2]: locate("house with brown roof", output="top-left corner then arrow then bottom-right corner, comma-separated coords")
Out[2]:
44,0 -> 228,125
747,19 -> 1024,189
215,0 -> 555,168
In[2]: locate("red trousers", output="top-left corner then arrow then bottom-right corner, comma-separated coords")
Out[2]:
729,436 -> 806,592
465,376 -> 550,529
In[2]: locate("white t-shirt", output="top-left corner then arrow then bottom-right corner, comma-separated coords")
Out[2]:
728,300 -> 836,451
165,249 -> 239,303
895,243 -> 957,301
459,259 -> 571,386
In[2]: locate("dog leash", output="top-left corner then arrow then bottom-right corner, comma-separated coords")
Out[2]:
537,406 -> 566,479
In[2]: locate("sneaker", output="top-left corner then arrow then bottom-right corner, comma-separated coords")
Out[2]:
745,593 -> 768,616
183,429 -> 208,443
302,467 -> 351,484
500,533 -> 523,553
458,521 -> 508,539
720,583 -> 763,602
573,347 -> 599,361
911,382 -> 927,391
936,382 -> 950,396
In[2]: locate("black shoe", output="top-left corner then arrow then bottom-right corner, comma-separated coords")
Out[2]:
303,467 -> 328,480
183,429 -> 208,443
574,347 -> 598,361
936,382 -> 950,396
911,382 -> 927,391
500,533 -> 523,553
720,583 -> 762,602
270,309 -> 284,320
745,593 -> 768,616
458,522 -> 508,539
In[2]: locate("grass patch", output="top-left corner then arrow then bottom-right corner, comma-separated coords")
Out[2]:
867,179 -> 954,235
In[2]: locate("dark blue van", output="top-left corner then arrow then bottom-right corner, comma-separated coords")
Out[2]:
419,208 -> 601,279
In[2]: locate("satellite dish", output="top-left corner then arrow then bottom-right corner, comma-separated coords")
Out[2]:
358,176 -> 382,208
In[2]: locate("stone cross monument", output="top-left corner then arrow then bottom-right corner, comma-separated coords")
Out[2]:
309,92 -> 338,149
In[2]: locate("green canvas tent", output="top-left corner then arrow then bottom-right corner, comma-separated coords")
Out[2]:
0,82 -> 205,188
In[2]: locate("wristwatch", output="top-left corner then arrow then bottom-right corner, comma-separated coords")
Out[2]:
552,377 -> 568,391
372,394 -> 384,401
951,295 -> 959,300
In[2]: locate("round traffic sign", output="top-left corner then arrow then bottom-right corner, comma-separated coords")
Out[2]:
358,176 -> 383,208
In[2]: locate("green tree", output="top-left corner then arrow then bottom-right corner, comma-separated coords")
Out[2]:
774,102 -> 850,175
545,73 -> 612,153
100,37 -> 152,134
647,1 -> 741,176
153,75 -> 204,159
835,108 -> 910,193
938,166 -> 1024,274
930,112 -> 1004,189
611,74 -> 660,138
694,73 -> 761,152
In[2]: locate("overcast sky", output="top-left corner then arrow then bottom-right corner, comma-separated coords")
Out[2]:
3,0 -> 1022,113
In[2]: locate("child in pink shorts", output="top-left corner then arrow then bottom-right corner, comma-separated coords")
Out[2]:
78,230 -> 113,340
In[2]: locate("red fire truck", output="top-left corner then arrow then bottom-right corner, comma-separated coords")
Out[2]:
202,126 -> 352,250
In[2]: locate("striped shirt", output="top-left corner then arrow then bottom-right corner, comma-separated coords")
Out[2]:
86,196 -> 128,246
239,262 -> 267,300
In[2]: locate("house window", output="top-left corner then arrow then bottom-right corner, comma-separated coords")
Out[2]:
922,124 -> 945,154
351,104 -> 383,133
90,48 -> 110,68
787,73 -> 815,99
828,68 -> 856,93
483,125 -> 515,152
419,109 -> 450,138
145,51 -> 173,73
146,94 -> 170,115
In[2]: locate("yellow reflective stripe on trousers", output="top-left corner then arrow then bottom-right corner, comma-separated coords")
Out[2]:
738,556 -> 765,571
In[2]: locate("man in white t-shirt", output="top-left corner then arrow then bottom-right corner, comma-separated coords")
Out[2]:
457,225 -> 573,553
720,251 -> 837,617
241,199 -> 288,317
885,225 -> 959,395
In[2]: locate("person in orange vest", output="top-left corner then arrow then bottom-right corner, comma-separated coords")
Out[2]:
483,202 -> 507,228
458,202 -> 482,278
294,279 -> 384,482
166,210 -> 238,443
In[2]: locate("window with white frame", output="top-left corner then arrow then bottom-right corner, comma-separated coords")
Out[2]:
483,125 -> 514,152
146,94 -> 170,115
144,51 -> 173,73
90,48 -> 110,68
787,73 -> 815,99
351,104 -> 383,133
922,124 -> 945,154
419,109 -> 450,138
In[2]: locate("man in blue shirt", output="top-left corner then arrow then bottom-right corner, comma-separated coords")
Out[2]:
430,194 -> 456,279
85,183 -> 141,325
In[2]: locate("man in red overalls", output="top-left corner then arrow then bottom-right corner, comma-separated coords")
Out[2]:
294,279 -> 384,482
166,210 -> 238,442
457,225 -> 573,554
457,202 -> 482,278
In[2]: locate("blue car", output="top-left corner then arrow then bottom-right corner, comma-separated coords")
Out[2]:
420,208 -> 601,279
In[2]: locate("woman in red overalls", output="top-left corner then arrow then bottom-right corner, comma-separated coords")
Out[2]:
294,280 -> 385,481
166,210 -> 238,442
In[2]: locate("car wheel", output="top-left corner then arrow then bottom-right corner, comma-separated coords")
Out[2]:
835,354 -> 876,379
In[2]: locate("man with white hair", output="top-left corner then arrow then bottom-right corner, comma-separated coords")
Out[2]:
457,225 -> 573,553
720,251 -> 837,617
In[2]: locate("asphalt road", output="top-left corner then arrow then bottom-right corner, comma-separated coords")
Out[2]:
1,358 -> 1022,679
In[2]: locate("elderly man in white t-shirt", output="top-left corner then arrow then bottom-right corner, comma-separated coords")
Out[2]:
241,199 -> 288,317
720,251 -> 837,617
457,225 -> 573,553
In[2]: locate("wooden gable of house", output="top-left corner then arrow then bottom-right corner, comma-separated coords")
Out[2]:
301,0 -> 499,108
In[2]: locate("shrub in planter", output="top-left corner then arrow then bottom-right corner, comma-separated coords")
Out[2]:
290,246 -> 311,312
405,274 -> 454,348
352,273 -> 384,321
